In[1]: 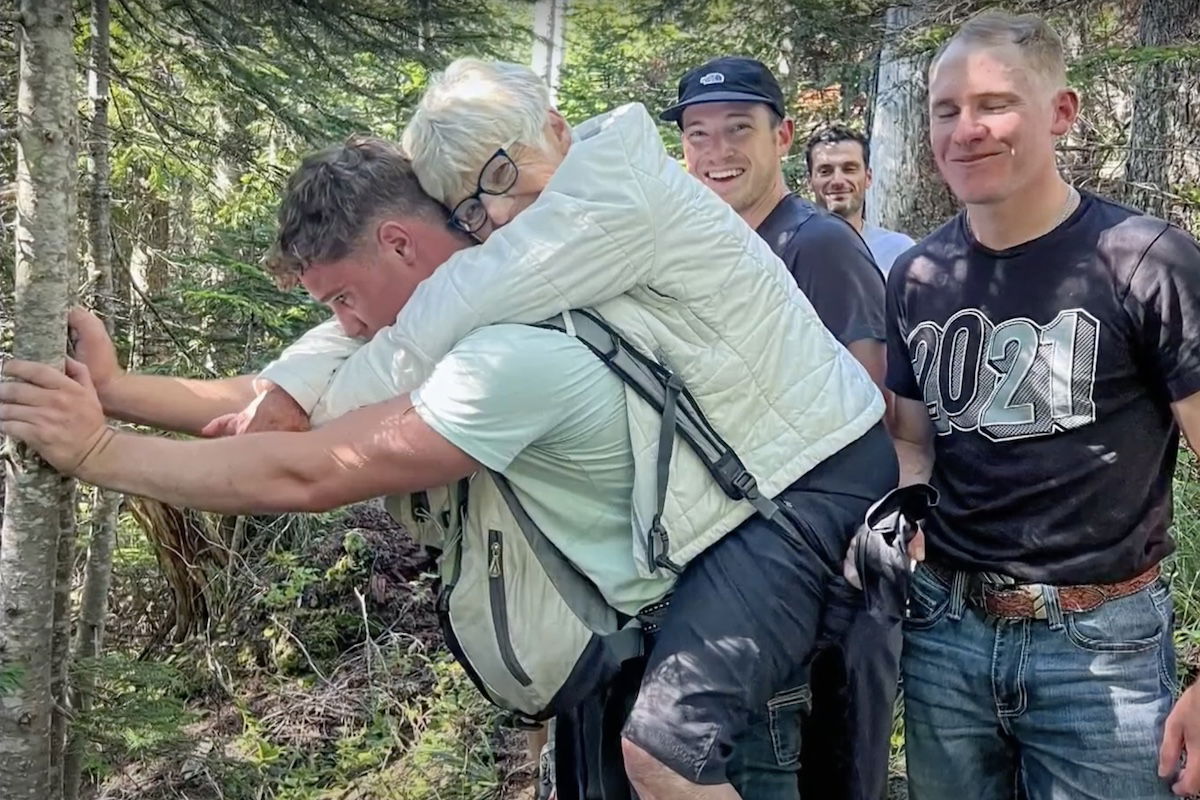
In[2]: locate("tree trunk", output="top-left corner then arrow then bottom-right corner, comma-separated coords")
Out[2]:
61,490 -> 117,800
127,188 -> 169,368
48,478 -> 76,796
84,0 -> 115,323
532,0 -> 568,103
865,3 -> 958,237
1124,0 -> 1200,229
0,3 -> 78,799
64,2 -> 116,796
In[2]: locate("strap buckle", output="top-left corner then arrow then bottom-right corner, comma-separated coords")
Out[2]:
648,517 -> 683,575
730,469 -> 758,500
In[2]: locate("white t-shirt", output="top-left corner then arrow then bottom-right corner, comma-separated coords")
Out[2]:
411,324 -> 673,615
862,223 -> 916,276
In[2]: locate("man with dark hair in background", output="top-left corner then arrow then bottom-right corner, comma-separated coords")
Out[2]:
807,125 -> 915,276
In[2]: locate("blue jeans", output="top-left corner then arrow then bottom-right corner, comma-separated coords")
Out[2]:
726,683 -> 811,799
902,564 -> 1177,800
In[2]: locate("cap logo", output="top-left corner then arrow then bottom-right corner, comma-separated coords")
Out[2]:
698,72 -> 725,85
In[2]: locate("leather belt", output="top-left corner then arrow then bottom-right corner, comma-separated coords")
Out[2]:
926,562 -> 1161,620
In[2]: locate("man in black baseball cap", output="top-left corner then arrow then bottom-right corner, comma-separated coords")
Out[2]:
661,57 -> 898,800
659,56 -> 787,123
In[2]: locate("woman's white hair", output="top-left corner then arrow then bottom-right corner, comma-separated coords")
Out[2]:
402,58 -> 555,206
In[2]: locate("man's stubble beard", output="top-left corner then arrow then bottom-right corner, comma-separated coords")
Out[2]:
829,194 -> 864,222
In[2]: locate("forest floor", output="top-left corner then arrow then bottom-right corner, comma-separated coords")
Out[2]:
90,504 -> 532,799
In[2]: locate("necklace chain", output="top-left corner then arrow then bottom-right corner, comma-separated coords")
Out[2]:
966,185 -> 1080,240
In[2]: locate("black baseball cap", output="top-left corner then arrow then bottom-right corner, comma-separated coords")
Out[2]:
659,56 -> 787,125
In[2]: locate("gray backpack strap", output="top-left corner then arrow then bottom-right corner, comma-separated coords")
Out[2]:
534,309 -> 811,564
488,469 -> 626,634
648,372 -> 685,573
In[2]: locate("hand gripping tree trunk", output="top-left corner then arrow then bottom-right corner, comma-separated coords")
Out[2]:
0,3 -> 78,800
63,1 -> 118,796
1124,0 -> 1200,229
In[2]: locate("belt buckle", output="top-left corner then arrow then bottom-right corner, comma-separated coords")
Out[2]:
1021,584 -> 1048,620
981,583 -> 1047,620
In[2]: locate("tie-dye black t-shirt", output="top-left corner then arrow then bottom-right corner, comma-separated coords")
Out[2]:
886,192 -> 1200,584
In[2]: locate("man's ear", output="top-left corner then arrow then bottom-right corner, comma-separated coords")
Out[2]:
775,116 -> 795,158
377,220 -> 418,266
864,165 -> 874,191
547,109 -> 573,155
1050,87 -> 1080,137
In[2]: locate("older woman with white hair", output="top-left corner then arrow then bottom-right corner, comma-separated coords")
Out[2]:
401,59 -> 572,237
257,57 -> 889,799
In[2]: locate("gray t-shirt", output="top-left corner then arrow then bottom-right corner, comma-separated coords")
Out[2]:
411,323 -> 673,614
863,223 -> 916,276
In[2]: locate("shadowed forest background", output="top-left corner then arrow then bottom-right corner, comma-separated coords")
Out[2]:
0,0 -> 1197,798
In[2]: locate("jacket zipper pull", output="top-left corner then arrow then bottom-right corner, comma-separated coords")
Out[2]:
489,539 -> 502,578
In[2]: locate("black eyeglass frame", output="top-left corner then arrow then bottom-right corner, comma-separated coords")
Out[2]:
448,148 -> 520,234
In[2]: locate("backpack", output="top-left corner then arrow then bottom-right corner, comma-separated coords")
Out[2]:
390,468 -> 646,722
386,309 -> 846,723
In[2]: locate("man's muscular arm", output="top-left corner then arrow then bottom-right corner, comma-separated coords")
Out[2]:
1159,390 -> 1200,796
69,307 -> 258,434
846,339 -> 887,399
0,357 -> 478,514
891,396 -> 934,487
1175,391 -> 1200,455
100,371 -> 259,435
